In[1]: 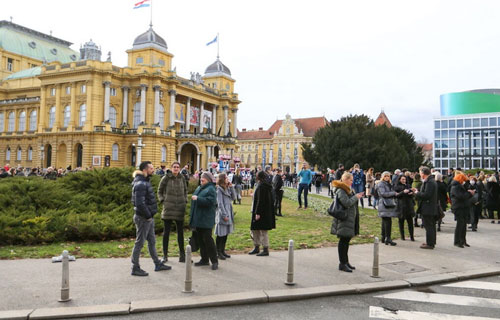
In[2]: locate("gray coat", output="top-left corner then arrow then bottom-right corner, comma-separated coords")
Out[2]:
331,182 -> 360,238
158,171 -> 188,221
215,186 -> 235,225
377,180 -> 398,218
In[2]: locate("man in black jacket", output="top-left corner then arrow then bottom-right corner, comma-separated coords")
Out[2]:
272,168 -> 284,216
414,166 -> 438,249
131,161 -> 171,276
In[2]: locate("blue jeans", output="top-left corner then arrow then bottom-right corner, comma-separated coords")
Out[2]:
298,183 -> 309,208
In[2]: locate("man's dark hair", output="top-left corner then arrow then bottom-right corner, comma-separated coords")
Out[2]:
171,161 -> 180,167
420,166 -> 431,176
257,170 -> 267,182
139,161 -> 152,171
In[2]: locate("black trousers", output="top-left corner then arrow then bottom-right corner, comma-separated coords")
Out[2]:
470,204 -> 481,228
381,217 -> 393,242
422,215 -> 436,246
196,227 -> 218,264
163,219 -> 184,257
274,189 -> 283,214
454,213 -> 468,246
398,215 -> 414,239
338,236 -> 351,264
216,235 -> 228,253
488,208 -> 500,220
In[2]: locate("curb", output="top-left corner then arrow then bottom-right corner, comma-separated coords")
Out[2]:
2,268 -> 500,319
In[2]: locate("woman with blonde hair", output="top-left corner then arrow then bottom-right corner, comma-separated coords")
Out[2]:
377,171 -> 398,246
331,172 -> 363,272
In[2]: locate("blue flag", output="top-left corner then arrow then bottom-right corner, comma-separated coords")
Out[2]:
206,35 -> 218,46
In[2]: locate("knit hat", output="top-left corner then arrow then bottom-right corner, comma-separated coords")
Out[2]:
382,171 -> 391,178
201,171 -> 215,183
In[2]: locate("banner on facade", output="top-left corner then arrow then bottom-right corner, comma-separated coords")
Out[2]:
175,103 -> 185,123
202,110 -> 212,129
190,106 -> 200,126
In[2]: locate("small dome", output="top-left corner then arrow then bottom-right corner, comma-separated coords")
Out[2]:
133,26 -> 167,50
204,58 -> 231,76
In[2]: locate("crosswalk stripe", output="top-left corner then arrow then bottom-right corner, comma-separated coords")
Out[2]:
369,306 -> 500,320
374,291 -> 500,309
443,280 -> 500,291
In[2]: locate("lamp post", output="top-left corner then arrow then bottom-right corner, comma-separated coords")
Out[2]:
134,134 -> 146,168
40,145 -> 44,168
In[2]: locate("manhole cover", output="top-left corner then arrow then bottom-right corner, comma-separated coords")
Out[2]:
380,261 -> 428,274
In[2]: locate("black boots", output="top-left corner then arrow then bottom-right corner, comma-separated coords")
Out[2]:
179,252 -> 186,263
131,266 -> 148,276
256,247 -> 269,256
339,264 -> 353,273
248,246 -> 260,255
216,236 -> 226,260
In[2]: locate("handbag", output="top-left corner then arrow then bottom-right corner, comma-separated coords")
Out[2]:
188,229 -> 200,252
382,197 -> 396,208
327,193 -> 348,221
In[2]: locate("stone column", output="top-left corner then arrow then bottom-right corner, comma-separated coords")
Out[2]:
169,90 -> 176,127
206,145 -> 210,169
69,82 -> 76,127
223,105 -> 229,136
103,81 -> 111,122
186,97 -> 191,131
153,85 -> 161,125
54,84 -> 61,128
136,135 -> 145,168
38,86 -> 46,132
199,101 -> 205,133
177,153 -> 180,163
122,86 -> 129,126
212,105 -> 218,134
232,108 -> 238,137
140,84 -> 147,125
196,152 -> 201,171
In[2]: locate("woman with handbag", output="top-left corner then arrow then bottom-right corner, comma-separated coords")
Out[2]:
331,172 -> 363,273
215,173 -> 236,260
394,175 -> 415,241
377,171 -> 398,246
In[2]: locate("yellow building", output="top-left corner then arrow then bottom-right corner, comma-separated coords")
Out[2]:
237,114 -> 327,172
0,21 -> 240,172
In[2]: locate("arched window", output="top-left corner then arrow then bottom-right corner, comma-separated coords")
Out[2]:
28,146 -> 33,161
109,106 -> 117,128
63,106 -> 71,127
48,106 -> 56,128
247,154 -> 251,164
79,104 -> 86,127
112,143 -> 119,161
19,111 -> 26,132
8,112 -> 15,132
255,154 -> 258,164
161,145 -> 167,162
133,102 -> 141,128
0,113 -> 4,132
158,104 -> 165,130
6,147 -> 11,161
29,110 -> 37,131
17,147 -> 22,161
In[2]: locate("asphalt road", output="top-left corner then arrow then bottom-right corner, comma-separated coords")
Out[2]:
90,276 -> 500,320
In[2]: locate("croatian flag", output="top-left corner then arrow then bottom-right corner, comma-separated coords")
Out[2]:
134,0 -> 150,9
206,35 -> 218,46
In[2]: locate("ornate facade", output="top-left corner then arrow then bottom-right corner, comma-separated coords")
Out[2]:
0,21 -> 240,171
237,115 -> 327,172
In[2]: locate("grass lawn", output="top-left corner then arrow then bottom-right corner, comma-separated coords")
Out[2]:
0,195 -> 398,259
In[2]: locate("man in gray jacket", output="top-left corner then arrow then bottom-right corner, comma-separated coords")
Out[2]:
131,161 -> 172,276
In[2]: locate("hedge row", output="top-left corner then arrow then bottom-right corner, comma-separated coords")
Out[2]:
0,168 -> 196,245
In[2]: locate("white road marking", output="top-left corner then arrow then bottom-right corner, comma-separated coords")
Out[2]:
369,306 -> 500,320
443,280 -> 500,292
374,291 -> 500,309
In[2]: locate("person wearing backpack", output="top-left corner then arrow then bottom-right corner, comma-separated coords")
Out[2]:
331,172 -> 363,273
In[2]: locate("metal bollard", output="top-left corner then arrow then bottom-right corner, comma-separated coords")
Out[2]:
182,245 -> 194,293
371,237 -> 380,278
285,239 -> 295,285
58,250 -> 71,302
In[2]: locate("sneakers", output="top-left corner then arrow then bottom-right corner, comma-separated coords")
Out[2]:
131,267 -> 149,276
154,263 -> 172,271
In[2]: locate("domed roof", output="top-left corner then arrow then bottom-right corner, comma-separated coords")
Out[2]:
204,58 -> 231,76
132,26 -> 167,50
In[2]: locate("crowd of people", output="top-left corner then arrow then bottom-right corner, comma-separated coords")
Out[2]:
0,164 -> 93,179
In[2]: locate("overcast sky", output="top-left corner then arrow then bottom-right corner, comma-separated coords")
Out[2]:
5,0 -> 500,142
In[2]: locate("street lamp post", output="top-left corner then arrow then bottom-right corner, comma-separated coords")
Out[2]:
134,134 -> 146,168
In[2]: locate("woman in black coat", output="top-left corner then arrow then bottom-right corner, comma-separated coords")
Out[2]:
485,176 -> 500,224
469,176 -> 483,231
436,173 -> 448,232
394,175 -> 415,241
450,174 -> 474,248
248,171 -> 276,256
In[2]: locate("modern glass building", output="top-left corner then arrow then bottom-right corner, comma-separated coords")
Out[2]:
434,89 -> 500,172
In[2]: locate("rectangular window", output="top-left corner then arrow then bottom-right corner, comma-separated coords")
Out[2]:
473,159 -> 481,168
434,120 -> 440,129
442,150 -> 448,157
473,118 -> 480,127
7,58 -> 13,71
159,59 -> 165,66
66,86 -> 71,95
449,119 -> 456,128
448,129 -> 456,138
449,150 -> 456,157
442,160 -> 449,168
450,159 -> 457,168
434,160 -> 441,168
81,84 -> 86,94
481,118 -> 488,127
465,119 -> 472,128
434,140 -> 440,148
50,88 -> 56,96
490,118 -> 497,126
449,140 -> 456,148
441,120 -> 448,129
434,150 -> 440,158
136,57 -> 143,64
457,119 -> 464,128
110,88 -> 116,96
441,130 -> 448,139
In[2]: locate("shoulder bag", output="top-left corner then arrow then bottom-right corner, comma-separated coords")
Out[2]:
327,193 -> 348,221
382,197 -> 397,208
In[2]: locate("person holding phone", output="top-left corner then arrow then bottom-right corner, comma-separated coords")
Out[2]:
394,175 -> 415,241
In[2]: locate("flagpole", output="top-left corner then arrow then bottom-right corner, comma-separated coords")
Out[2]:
217,32 -> 220,59
150,0 -> 153,27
